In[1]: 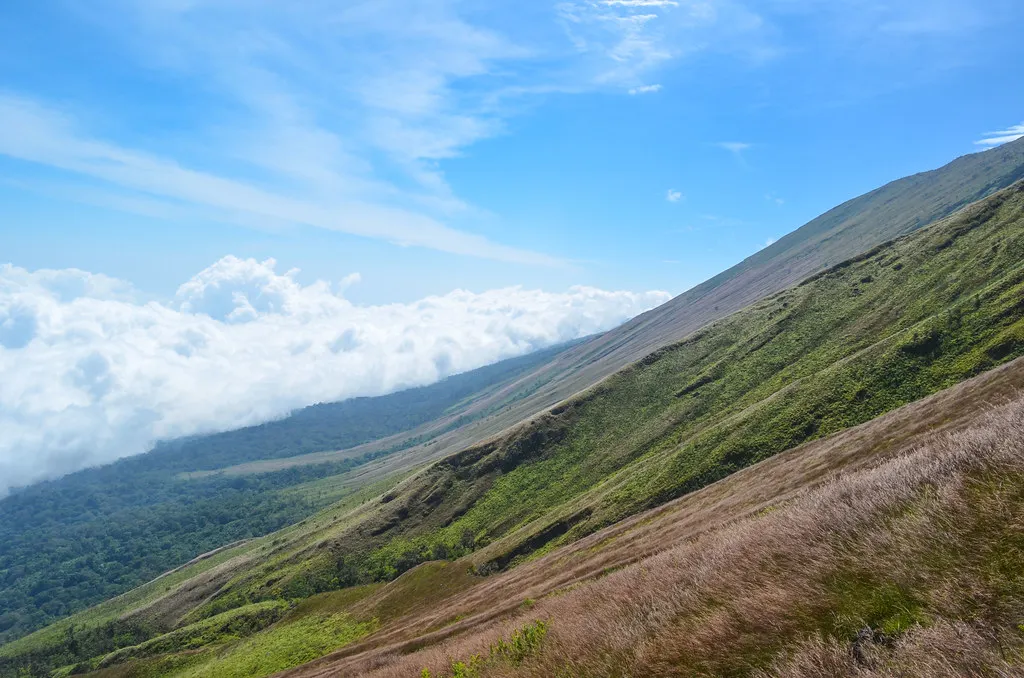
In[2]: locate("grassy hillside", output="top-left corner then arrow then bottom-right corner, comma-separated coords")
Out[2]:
389,136 -> 1024,459
5,176 -> 1024,676
272,178 -> 1024,588
0,344 -> 569,645
193,137 -> 1024,551
344,367 -> 1024,677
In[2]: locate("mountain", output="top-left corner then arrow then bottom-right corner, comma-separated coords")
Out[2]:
236,138 -> 1024,511
4,161 -> 1024,677
412,136 -> 1024,440
6,141 -> 1020,654
310,354 -> 1024,677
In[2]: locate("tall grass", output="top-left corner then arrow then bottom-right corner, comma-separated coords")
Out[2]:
340,393 -> 1024,677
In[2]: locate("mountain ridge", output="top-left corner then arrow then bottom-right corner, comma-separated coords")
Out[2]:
262,138 -> 1024,490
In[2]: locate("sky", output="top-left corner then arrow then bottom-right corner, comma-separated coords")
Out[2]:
1,0 -> 1023,491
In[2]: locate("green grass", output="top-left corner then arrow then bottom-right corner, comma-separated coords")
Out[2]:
75,609 -> 377,678
421,620 -> 549,678
170,612 -> 376,678
363,561 -> 480,624
94,601 -> 291,668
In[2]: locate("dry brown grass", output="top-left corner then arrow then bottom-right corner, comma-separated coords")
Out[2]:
752,621 -> 1024,678
280,358 -> 1024,678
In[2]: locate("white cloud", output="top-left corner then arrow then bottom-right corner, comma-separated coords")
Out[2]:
603,1 -> 679,6
975,122 -> 1024,148
629,83 -> 663,94
0,258 -> 670,493
666,189 -> 683,202
765,192 -> 784,205
554,0 -> 766,88
717,141 -> 753,155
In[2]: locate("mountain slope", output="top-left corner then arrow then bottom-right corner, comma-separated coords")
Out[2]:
422,136 -> 1024,437
336,360 -> 1024,677
245,138 -> 1024,510
271,178 -> 1024,588
6,174 -> 1024,677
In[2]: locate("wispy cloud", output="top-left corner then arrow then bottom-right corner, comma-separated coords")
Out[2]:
629,84 -> 663,95
0,0 -> 559,263
765,192 -> 784,206
666,189 -> 683,202
0,94 -> 558,266
717,141 -> 753,156
554,0 -> 771,90
975,122 -> 1024,148
602,0 -> 679,6
0,0 -> 1005,265
0,0 -> 775,262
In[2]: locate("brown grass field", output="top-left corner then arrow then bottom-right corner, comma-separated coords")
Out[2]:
272,356 -> 1024,677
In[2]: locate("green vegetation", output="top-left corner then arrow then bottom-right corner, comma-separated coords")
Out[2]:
0,345 -> 565,644
172,611 -> 375,678
0,457 -> 369,645
0,539 -> 259,678
421,620 -> 549,678
97,601 -> 290,666
61,608 -> 375,678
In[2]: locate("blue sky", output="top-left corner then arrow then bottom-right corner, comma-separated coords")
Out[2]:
2,1 -> 1024,488
2,0 -> 1022,304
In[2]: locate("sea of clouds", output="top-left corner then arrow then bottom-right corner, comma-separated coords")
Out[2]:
0,256 -> 669,493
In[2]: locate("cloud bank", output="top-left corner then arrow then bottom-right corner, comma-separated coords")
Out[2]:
0,258 -> 669,493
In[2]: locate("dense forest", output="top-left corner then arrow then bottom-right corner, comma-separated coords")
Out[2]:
0,459 -> 363,642
0,344 -> 569,644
